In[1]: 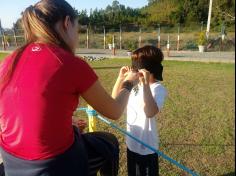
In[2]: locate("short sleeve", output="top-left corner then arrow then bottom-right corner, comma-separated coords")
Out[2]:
71,58 -> 98,93
153,85 -> 167,111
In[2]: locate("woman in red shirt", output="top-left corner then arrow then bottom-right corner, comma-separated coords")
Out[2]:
0,0 -> 138,176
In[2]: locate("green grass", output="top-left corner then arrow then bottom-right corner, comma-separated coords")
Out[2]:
0,54 -> 234,175
0,53 -> 9,61
77,59 -> 235,176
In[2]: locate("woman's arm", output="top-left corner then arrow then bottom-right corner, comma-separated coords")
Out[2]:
112,66 -> 130,98
82,72 -> 138,120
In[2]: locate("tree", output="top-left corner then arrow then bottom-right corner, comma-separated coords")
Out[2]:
78,10 -> 89,25
147,0 -> 159,5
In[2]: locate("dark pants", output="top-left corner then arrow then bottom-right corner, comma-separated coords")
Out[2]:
127,148 -> 159,176
84,132 -> 119,176
0,127 -> 119,176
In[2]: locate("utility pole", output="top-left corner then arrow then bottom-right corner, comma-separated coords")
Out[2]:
206,0 -> 213,40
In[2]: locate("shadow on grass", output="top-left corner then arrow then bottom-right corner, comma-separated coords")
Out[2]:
221,172 -> 235,176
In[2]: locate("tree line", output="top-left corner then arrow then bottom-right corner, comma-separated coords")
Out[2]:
77,0 -> 235,31
12,0 -> 235,32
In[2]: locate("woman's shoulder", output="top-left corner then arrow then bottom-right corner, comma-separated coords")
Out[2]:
45,44 -> 79,61
41,43 -> 88,67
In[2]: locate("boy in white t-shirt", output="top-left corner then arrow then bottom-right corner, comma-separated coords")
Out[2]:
112,45 -> 167,176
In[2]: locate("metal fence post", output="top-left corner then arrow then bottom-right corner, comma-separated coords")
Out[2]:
103,26 -> 106,49
0,19 -> 6,50
139,27 -> 142,48
120,24 -> 122,50
167,34 -> 170,57
13,24 -> 18,47
157,24 -> 161,48
86,25 -> 89,49
112,35 -> 116,56
177,23 -> 180,51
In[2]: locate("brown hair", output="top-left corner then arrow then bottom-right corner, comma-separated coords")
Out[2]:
131,45 -> 164,81
0,0 -> 77,93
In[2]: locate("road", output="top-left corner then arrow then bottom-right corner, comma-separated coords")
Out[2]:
76,49 -> 235,63
1,48 -> 235,63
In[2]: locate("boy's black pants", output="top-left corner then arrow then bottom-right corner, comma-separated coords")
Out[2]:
127,148 -> 159,176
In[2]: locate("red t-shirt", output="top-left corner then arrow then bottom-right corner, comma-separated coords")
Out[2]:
0,43 -> 98,160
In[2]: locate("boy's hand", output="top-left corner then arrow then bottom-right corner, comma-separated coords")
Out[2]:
138,69 -> 150,85
124,70 -> 139,86
118,66 -> 130,80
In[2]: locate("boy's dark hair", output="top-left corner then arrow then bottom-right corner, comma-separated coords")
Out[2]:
131,45 -> 164,81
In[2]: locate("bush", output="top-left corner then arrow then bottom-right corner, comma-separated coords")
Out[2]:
197,32 -> 207,45
124,40 -> 137,51
183,40 -> 198,50
106,35 -> 113,44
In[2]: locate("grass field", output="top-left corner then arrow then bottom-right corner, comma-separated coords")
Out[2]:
0,54 -> 235,175
77,59 -> 235,176
0,53 -> 8,61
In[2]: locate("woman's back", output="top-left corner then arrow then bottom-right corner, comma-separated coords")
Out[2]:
0,43 -> 97,160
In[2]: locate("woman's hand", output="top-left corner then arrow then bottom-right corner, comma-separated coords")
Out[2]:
138,69 -> 150,85
73,118 -> 87,133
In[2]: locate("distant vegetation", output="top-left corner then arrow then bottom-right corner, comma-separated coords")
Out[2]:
12,0 -> 235,32
75,0 -> 235,31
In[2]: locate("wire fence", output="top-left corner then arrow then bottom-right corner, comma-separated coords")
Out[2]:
0,25 -> 235,52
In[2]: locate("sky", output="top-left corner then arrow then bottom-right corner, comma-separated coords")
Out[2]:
0,0 -> 148,29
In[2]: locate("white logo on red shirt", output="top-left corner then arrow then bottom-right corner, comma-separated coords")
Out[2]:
32,46 -> 41,52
